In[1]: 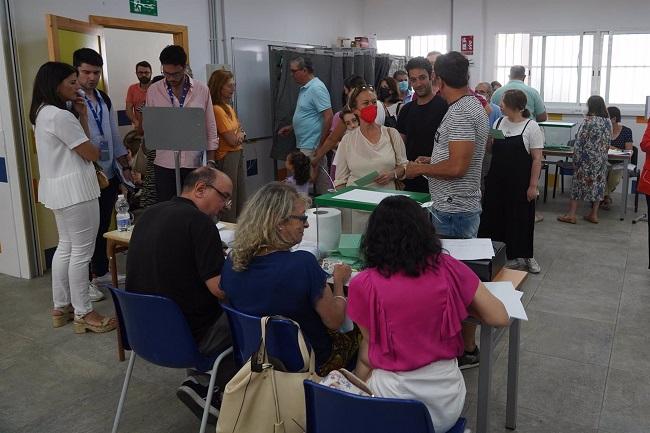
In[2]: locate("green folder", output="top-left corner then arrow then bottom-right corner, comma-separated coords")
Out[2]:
354,171 -> 379,187
338,234 -> 362,258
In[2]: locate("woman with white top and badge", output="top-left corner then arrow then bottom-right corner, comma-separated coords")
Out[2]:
29,62 -> 116,334
478,89 -> 544,274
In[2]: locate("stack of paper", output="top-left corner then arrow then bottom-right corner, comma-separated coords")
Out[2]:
441,238 -> 495,260
334,189 -> 408,204
483,281 -> 528,321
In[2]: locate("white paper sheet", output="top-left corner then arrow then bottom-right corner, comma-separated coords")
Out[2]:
333,189 -> 408,204
441,238 -> 495,260
483,281 -> 528,321
219,229 -> 236,247
216,222 -> 227,230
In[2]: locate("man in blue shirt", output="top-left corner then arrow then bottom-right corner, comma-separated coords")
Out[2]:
279,57 -> 333,194
74,48 -> 132,301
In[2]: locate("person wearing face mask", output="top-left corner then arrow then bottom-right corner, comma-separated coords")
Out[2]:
125,60 -> 152,134
334,86 -> 408,191
377,77 -> 402,126
393,70 -> 414,103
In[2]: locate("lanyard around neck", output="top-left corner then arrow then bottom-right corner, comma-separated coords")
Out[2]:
166,77 -> 190,108
84,90 -> 104,136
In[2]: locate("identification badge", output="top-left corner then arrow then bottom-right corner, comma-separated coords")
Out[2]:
100,140 -> 110,161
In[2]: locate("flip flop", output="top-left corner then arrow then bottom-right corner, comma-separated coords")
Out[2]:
556,215 -> 577,224
583,215 -> 599,224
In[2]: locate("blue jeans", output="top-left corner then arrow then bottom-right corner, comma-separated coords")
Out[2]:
430,209 -> 481,239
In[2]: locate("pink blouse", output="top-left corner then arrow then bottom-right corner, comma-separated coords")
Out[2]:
347,253 -> 479,372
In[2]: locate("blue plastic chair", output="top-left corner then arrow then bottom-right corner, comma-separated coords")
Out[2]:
221,304 -> 308,372
108,287 -> 233,433
303,380 -> 467,433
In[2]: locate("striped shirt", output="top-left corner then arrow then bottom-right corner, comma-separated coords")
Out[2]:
428,95 -> 488,213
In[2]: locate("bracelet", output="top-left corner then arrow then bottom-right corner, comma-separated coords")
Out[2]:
333,295 -> 347,303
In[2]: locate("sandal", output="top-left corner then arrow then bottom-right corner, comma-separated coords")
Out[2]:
73,314 -> 117,334
52,305 -> 74,328
557,215 -> 577,224
599,197 -> 612,210
583,215 -> 599,224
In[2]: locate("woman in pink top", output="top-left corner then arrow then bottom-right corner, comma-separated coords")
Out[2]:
347,196 -> 508,432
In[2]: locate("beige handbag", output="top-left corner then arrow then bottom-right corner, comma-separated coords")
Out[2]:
216,316 -> 319,433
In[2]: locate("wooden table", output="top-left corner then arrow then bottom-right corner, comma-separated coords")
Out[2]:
103,222 -> 238,360
542,148 -> 632,220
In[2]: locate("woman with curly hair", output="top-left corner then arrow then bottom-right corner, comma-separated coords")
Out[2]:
220,182 -> 359,375
347,196 -> 508,433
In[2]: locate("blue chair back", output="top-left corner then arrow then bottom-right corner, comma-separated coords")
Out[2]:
222,304 -> 308,372
108,288 -> 213,371
303,380 -> 466,433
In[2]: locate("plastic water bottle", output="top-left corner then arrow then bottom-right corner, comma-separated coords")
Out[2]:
115,194 -> 130,231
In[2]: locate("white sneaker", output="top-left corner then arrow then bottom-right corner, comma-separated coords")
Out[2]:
88,282 -> 106,302
525,258 -> 541,274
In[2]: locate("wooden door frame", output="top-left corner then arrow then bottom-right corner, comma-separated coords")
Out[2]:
88,15 -> 189,60
46,14 -> 110,91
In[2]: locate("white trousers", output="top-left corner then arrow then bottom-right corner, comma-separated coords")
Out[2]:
51,199 -> 99,316
368,358 -> 466,433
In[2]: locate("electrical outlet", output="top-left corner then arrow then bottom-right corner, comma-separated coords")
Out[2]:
246,159 -> 258,177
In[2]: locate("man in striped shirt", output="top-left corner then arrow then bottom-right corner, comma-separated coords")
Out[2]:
405,51 -> 488,240
405,51 -> 489,370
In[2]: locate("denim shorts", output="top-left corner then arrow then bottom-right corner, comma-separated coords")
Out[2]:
429,208 -> 481,239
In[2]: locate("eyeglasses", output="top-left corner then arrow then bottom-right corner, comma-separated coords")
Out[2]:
288,214 -> 309,223
205,184 -> 232,209
161,68 -> 185,80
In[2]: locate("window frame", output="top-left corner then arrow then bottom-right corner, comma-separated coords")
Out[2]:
494,30 -> 648,115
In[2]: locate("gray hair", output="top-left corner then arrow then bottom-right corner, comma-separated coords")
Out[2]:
476,81 -> 493,98
230,182 -> 311,271
290,56 -> 314,73
509,65 -> 526,80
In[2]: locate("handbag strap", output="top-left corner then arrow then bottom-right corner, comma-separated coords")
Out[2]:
386,127 -> 399,166
255,316 -> 315,374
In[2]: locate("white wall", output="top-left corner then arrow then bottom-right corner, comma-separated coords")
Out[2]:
0,6 -> 33,278
362,0 -> 451,40
103,28 -> 174,113
222,0 -> 364,52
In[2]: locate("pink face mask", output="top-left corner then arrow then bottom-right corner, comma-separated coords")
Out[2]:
359,104 -> 378,123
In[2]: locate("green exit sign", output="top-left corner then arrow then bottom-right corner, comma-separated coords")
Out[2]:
129,0 -> 158,16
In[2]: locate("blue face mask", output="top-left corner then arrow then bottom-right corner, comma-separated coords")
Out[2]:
398,81 -> 409,92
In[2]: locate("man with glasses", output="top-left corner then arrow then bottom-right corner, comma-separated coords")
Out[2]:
145,45 -> 219,202
278,56 -> 333,194
126,166 -> 234,423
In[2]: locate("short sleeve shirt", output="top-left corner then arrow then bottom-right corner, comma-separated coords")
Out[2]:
293,77 -> 332,150
126,83 -> 147,124
125,197 -> 224,342
493,117 -> 545,153
491,80 -> 546,119
428,95 -> 488,213
610,125 -> 633,150
347,254 -> 479,371
34,105 -> 99,209
221,251 -> 332,366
